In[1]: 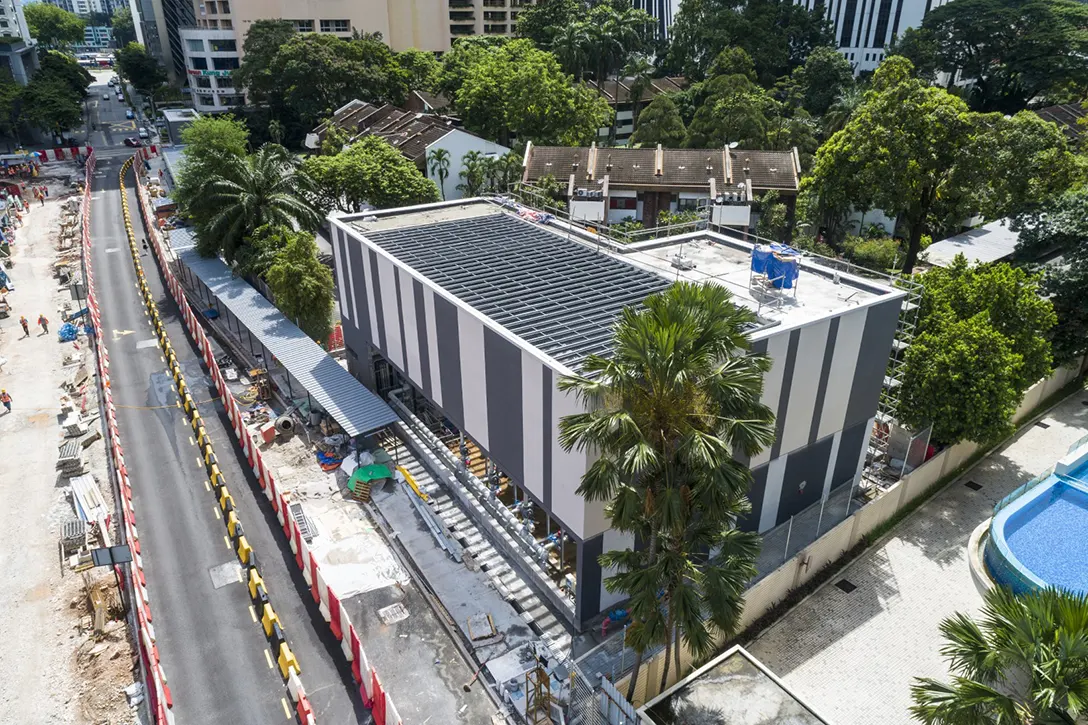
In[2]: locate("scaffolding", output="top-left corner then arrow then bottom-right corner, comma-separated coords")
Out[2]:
526,665 -> 554,725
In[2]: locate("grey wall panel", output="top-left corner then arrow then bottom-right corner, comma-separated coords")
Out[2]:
393,268 -> 411,376
809,317 -> 839,444
769,329 -> 800,459
577,534 -> 604,624
776,434 -> 835,522
739,464 -> 769,532
751,331 -> 791,468
367,249 -> 387,352
833,418 -> 871,489
483,328 -> 525,483
332,230 -> 352,325
816,306 -> 867,439
344,237 -> 372,346
521,349 -> 545,501
542,367 -> 553,510
433,294 -> 464,429
846,298 -> 902,427
412,280 -> 432,397
779,319 -> 831,455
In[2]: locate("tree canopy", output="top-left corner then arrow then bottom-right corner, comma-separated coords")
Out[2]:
792,46 -> 854,117
921,0 -> 1088,112
302,136 -> 439,212
263,228 -> 335,343
23,3 -> 84,49
115,43 -> 167,97
898,255 -> 1056,445
233,19 -> 296,108
802,57 -> 1075,272
630,94 -> 687,147
396,48 -> 441,93
111,6 -> 137,47
18,51 -> 91,138
453,39 -> 611,146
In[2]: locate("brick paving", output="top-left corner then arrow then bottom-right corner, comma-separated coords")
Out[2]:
746,386 -> 1088,725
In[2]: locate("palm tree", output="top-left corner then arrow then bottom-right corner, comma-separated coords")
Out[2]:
911,587 -> 1088,725
427,147 -> 450,200
623,55 -> 656,134
822,86 -> 864,137
457,150 -> 487,197
559,282 -> 776,700
551,23 -> 590,81
202,145 -> 321,263
494,152 -> 522,192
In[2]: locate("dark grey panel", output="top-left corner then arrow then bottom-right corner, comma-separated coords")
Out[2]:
343,235 -> 372,346
833,419 -> 870,490
433,294 -> 464,428
776,435 -> 835,523
769,329 -> 800,459
368,248 -> 387,352
809,317 -> 840,444
483,328 -> 524,484
739,464 -> 768,532
413,280 -> 432,398
576,534 -> 604,625
393,269 -> 409,372
845,298 -> 902,427
542,367 -> 553,511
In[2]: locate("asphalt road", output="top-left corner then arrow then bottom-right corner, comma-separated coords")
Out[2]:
88,77 -> 366,724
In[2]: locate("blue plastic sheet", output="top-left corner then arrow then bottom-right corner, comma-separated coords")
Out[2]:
752,243 -> 801,288
58,323 -> 78,341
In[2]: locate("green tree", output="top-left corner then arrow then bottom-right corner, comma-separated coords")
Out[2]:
115,42 -> 167,98
793,46 -> 854,116
550,22 -> 590,80
396,48 -> 441,92
264,33 -> 408,129
667,0 -> 834,84
705,47 -> 758,82
515,0 -> 580,47
756,190 -> 788,240
922,0 -> 1088,112
623,55 -> 656,131
685,73 -> 777,148
20,77 -> 81,138
630,94 -> 687,147
885,27 -> 938,81
558,282 -> 775,700
436,36 -> 508,101
899,255 -> 1056,445
23,3 -> 84,49
427,147 -> 450,200
457,150 -> 487,197
37,50 -> 93,98
455,39 -> 611,146
199,145 -> 321,262
234,223 -> 289,279
821,85 -> 863,136
804,57 -> 1075,272
173,115 -> 251,234
911,587 -> 1088,724
234,19 -> 296,107
582,4 -> 653,83
0,70 -> 21,144
302,136 -> 438,212
264,229 -> 335,342
111,6 -> 136,47
1012,188 -> 1088,365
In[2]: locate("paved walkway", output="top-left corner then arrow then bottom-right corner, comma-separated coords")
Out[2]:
746,386 -> 1088,725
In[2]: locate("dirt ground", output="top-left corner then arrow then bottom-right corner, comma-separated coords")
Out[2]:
0,166 -> 138,724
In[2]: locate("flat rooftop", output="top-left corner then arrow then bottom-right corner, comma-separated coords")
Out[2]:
345,201 -> 895,368
640,646 -> 831,725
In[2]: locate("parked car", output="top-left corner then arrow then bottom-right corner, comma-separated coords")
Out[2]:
137,127 -> 149,140
102,93 -> 110,100
125,109 -> 134,119
123,137 -> 142,147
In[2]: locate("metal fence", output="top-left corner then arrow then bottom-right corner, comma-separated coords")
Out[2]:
993,466 -> 1056,515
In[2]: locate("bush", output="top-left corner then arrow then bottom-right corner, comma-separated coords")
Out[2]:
792,234 -> 836,258
843,235 -> 902,271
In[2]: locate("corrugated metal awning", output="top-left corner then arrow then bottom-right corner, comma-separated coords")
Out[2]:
179,249 -> 398,437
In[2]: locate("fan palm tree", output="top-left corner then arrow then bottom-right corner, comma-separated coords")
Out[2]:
822,85 -> 864,137
911,586 -> 1088,725
457,150 -> 487,197
551,22 -> 590,81
427,147 -> 450,200
202,145 -> 321,263
559,282 -> 776,700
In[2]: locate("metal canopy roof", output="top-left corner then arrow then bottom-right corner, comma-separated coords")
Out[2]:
178,250 -> 398,437
365,213 -> 671,369
926,218 -> 1020,267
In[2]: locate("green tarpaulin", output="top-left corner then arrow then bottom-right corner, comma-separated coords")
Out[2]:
348,463 -> 392,492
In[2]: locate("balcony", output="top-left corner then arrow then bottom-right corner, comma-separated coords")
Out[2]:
449,0 -> 473,6
450,25 -> 476,35
483,0 -> 507,6
483,11 -> 507,20
483,24 -> 508,33
449,11 -> 475,21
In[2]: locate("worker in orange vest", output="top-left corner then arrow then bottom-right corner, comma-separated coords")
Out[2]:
1,389 -> 11,414
37,313 -> 48,334
18,315 -> 28,337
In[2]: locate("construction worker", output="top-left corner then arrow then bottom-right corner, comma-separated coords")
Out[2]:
18,315 -> 28,337
37,313 -> 48,335
1,389 -> 11,414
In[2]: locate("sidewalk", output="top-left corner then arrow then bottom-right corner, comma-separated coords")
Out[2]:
745,388 -> 1088,725
0,183 -> 133,723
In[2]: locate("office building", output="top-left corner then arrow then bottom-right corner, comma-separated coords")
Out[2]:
76,23 -> 112,49
0,0 -> 37,86
631,0 -> 681,38
328,196 -> 905,625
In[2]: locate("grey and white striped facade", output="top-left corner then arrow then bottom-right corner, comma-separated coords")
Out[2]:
329,208 -> 905,627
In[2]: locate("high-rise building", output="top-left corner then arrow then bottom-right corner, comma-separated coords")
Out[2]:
630,0 -> 681,38
0,0 -> 38,85
36,0 -> 129,14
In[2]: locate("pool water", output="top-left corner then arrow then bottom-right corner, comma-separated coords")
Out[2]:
1002,482 -> 1088,594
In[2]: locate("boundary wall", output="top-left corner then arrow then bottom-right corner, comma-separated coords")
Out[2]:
130,150 -> 403,725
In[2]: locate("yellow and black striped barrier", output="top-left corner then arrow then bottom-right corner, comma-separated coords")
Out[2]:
117,158 -> 303,684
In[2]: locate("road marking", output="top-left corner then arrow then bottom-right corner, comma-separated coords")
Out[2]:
250,605 -> 257,623
197,455 -> 204,466
136,338 -> 158,349
112,329 -> 134,340
224,535 -> 231,549
281,698 -> 291,718
266,649 -> 275,670
204,479 -> 211,491
188,435 -> 195,446
105,247 -> 120,253
160,355 -> 165,363
213,506 -> 220,519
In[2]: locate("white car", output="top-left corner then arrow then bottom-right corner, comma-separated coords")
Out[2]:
102,93 -> 110,100
138,127 -> 149,140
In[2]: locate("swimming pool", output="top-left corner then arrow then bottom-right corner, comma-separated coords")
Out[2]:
985,442 -> 1088,594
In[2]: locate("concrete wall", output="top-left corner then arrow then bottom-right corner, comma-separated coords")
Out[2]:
616,355 -> 1086,706
426,130 -> 510,202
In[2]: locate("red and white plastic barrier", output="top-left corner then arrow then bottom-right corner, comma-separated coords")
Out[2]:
132,159 -> 403,725
82,152 -> 174,725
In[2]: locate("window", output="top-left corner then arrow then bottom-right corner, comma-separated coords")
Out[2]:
320,19 -> 350,33
222,95 -> 245,107
208,38 -> 236,52
677,197 -> 701,212
198,95 -> 215,106
220,19 -> 232,29
220,0 -> 230,12
194,76 -> 212,88
205,0 -> 216,12
186,38 -> 204,52
290,19 -> 314,32
212,56 -> 239,70
190,56 -> 208,70
609,197 -> 636,210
